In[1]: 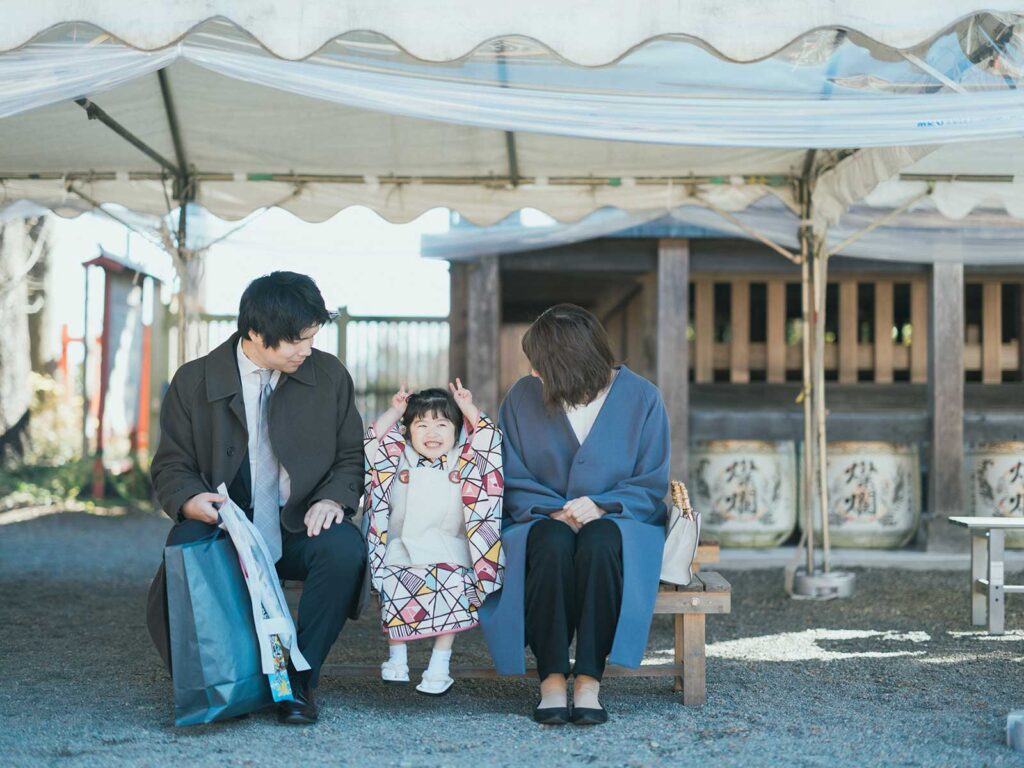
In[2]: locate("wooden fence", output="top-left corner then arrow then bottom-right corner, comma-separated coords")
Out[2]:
166,308 -> 449,420
688,275 -> 1023,384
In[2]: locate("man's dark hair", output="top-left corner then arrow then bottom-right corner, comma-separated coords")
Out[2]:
522,303 -> 615,408
237,271 -> 332,348
402,388 -> 463,439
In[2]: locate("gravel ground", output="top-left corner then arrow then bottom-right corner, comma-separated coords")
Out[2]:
2,506 -> 1024,768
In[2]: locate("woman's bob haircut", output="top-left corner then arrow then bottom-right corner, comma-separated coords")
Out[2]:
521,303 -> 615,408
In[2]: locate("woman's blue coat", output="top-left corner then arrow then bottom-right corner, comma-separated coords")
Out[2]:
479,366 -> 670,675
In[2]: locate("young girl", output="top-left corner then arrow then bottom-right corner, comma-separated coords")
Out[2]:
363,379 -> 504,695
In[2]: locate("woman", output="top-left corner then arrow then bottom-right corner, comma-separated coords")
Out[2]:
479,304 -> 669,726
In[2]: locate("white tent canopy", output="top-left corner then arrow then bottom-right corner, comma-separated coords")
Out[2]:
1,8 -> 1023,242
4,1 -> 1022,64
0,53 -> 798,224
8,18 -> 1024,147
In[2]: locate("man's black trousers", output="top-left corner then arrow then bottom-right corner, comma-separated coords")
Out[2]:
524,517 -> 623,681
146,517 -> 366,688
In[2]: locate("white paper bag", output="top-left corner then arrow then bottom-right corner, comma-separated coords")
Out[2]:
660,480 -> 701,586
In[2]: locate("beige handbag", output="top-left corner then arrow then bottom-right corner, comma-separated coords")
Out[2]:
660,480 -> 701,586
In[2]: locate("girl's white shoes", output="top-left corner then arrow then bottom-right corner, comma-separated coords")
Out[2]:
415,669 -> 455,696
380,662 -> 454,695
380,658 -> 410,684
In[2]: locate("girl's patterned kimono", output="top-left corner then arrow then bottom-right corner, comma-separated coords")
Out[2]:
364,414 -> 505,639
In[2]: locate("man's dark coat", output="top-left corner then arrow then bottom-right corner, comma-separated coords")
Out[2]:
150,332 -> 364,530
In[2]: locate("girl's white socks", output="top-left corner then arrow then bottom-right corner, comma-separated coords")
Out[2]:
389,643 -> 408,666
426,648 -> 453,677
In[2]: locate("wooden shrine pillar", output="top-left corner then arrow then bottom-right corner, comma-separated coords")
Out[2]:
448,261 -> 470,381
927,262 -> 965,551
657,239 -> 690,483
466,254 -> 501,413
910,279 -> 928,384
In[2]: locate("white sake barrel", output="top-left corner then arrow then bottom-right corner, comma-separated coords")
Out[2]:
690,440 -> 797,547
968,442 -> 1024,548
804,441 -> 921,548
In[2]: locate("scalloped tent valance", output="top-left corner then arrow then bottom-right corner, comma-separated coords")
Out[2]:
4,1 -> 1023,63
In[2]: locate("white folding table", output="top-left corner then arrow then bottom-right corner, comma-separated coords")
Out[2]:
949,516 -> 1024,635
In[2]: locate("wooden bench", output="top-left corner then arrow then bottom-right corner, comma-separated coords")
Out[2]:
654,543 -> 729,706
949,516 -> 1024,634
285,542 -> 729,706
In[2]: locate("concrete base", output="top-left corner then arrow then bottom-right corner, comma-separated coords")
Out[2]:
1008,711 -> 1024,751
792,569 -> 856,599
924,515 -> 965,554
719,547 -> 1024,572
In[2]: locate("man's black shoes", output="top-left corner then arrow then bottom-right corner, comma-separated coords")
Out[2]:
277,682 -> 318,725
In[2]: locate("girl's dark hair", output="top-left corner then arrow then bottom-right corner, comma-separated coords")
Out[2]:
402,388 -> 463,438
521,303 -> 615,408
238,271 -> 332,349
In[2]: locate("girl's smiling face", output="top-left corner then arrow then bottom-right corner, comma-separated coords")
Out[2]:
409,412 -> 457,460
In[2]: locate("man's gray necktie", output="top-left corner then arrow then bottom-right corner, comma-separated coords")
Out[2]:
254,368 -> 283,562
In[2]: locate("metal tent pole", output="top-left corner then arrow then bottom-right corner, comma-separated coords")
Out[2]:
799,182 -> 816,578
813,231 -> 831,574
791,164 -> 855,600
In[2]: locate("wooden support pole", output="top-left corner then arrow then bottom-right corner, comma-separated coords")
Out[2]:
766,281 -> 786,383
874,280 -> 894,384
838,280 -> 858,384
1018,283 -> 1024,382
448,262 -> 469,381
639,274 -> 659,382
982,282 -> 1002,384
657,239 -> 690,483
467,255 -> 501,413
910,280 -> 928,384
730,280 -> 750,383
927,262 -> 965,551
695,281 -> 714,383
335,306 -> 349,365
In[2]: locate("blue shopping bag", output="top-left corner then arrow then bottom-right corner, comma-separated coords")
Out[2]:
165,533 -> 274,726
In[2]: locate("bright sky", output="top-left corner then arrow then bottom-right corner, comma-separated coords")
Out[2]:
45,205 -> 452,352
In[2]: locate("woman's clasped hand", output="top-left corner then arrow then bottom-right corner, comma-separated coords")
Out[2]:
550,496 -> 605,532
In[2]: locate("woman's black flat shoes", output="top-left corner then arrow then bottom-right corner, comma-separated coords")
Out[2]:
532,702 -> 571,725
532,702 -> 608,725
570,706 -> 608,725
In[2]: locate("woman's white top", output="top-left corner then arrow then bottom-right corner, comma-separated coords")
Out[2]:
563,371 -> 617,444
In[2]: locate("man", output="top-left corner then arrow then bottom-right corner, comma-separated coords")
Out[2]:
146,271 -> 366,725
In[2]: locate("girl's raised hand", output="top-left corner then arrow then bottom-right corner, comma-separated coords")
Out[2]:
391,383 -> 412,414
448,378 -> 479,422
